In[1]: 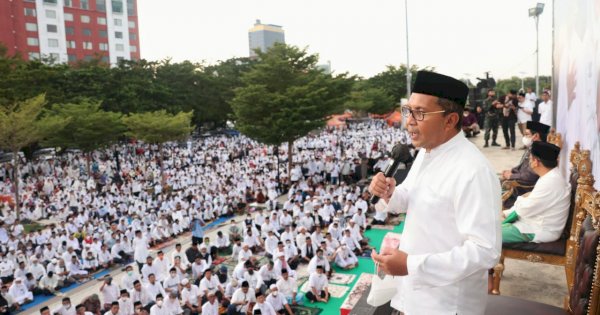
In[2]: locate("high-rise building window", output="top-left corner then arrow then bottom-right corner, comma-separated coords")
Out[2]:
83,29 -> 92,36
115,44 -> 124,51
127,0 -> 135,16
117,56 -> 125,62
68,54 -> 77,62
129,45 -> 137,52
64,13 -> 73,21
97,0 -> 106,12
83,42 -> 93,50
115,31 -> 123,39
101,56 -> 109,63
112,0 -> 123,13
43,0 -> 57,4
48,39 -> 59,47
27,38 -> 39,46
97,17 -> 107,25
99,30 -> 108,38
25,23 -> 38,32
49,53 -> 59,61
45,9 -> 56,18
114,18 -> 122,26
65,27 -> 75,35
129,33 -> 136,40
99,43 -> 109,51
84,55 -> 93,61
80,0 -> 89,10
81,15 -> 90,23
128,21 -> 136,29
29,52 -> 41,60
47,24 -> 58,33
64,0 -> 72,7
24,8 -> 36,16
66,41 -> 76,49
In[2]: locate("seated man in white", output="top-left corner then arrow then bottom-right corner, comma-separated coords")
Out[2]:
305,265 -> 329,303
333,244 -> 358,270
8,277 -> 33,305
502,142 -> 571,243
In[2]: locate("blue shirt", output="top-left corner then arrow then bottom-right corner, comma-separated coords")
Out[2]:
192,219 -> 204,238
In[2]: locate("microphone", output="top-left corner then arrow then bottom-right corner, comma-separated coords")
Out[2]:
369,143 -> 413,205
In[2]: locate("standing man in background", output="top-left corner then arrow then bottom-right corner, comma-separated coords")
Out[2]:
481,89 -> 502,148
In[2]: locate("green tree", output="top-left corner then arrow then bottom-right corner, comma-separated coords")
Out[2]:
42,100 -> 126,177
345,81 -> 396,115
122,110 -> 193,184
367,64 -> 432,101
231,43 -> 353,175
0,94 -> 67,218
495,76 -> 551,95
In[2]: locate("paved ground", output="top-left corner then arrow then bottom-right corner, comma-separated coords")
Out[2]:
20,128 -> 567,314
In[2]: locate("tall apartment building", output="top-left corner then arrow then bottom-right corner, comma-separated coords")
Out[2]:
248,19 -> 284,57
0,0 -> 140,64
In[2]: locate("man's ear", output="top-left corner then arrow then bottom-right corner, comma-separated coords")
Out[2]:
445,112 -> 460,131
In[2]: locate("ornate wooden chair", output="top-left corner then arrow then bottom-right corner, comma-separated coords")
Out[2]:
486,187 -> 600,315
492,142 -> 584,295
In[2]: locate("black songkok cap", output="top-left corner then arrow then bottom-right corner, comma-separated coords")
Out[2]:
412,71 -> 469,106
531,142 -> 560,162
526,121 -> 550,136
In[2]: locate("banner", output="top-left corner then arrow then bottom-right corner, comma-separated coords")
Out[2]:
554,0 -> 600,189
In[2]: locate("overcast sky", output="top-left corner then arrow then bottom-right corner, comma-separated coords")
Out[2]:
137,0 -> 553,81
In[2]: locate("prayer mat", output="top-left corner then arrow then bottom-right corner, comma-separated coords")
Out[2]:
371,225 -> 395,231
341,273 -> 374,315
212,257 -> 227,265
359,249 -> 373,258
295,265 -> 310,282
300,281 -> 349,298
329,273 -> 356,285
290,305 -> 323,315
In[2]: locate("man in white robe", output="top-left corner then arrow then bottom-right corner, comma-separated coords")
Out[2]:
370,71 -> 501,315
501,142 -> 570,243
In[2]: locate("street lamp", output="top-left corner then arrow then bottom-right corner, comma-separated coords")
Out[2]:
403,0 -> 410,130
519,71 -> 527,91
529,2 -> 544,97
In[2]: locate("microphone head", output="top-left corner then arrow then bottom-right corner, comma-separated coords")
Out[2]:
391,143 -> 413,164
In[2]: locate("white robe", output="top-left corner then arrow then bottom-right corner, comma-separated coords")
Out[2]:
381,132 -> 501,315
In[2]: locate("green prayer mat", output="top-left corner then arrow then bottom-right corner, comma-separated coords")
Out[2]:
302,222 -> 405,315
290,305 -> 323,315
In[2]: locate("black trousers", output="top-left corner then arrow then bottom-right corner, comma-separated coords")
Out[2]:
501,118 -> 517,148
306,290 -> 327,302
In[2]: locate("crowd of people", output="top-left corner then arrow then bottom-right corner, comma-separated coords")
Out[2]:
461,87 -> 553,150
0,120 -> 408,315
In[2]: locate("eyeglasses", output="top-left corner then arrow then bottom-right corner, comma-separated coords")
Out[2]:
401,106 -> 446,121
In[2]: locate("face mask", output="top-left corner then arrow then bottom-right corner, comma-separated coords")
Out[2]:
127,271 -> 133,276
171,273 -> 176,278
272,292 -> 278,297
522,136 -> 533,147
463,112 -> 469,117
156,301 -> 163,307
64,304 -> 71,309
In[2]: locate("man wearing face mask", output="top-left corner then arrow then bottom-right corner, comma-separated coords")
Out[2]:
461,106 -> 480,138
56,297 -> 76,315
149,295 -> 168,315
501,142 -> 570,243
121,266 -> 139,292
266,285 -> 294,315
501,121 -> 551,209
118,290 -> 134,315
100,276 -> 119,311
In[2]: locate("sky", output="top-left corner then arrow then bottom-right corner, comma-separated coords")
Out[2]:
137,0 -> 553,82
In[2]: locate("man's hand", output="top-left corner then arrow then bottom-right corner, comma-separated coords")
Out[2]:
501,170 -> 511,180
368,172 -> 396,203
371,248 -> 408,276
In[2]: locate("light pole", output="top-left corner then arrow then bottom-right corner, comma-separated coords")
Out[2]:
405,0 -> 411,98
529,3 -> 544,97
402,0 -> 410,130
